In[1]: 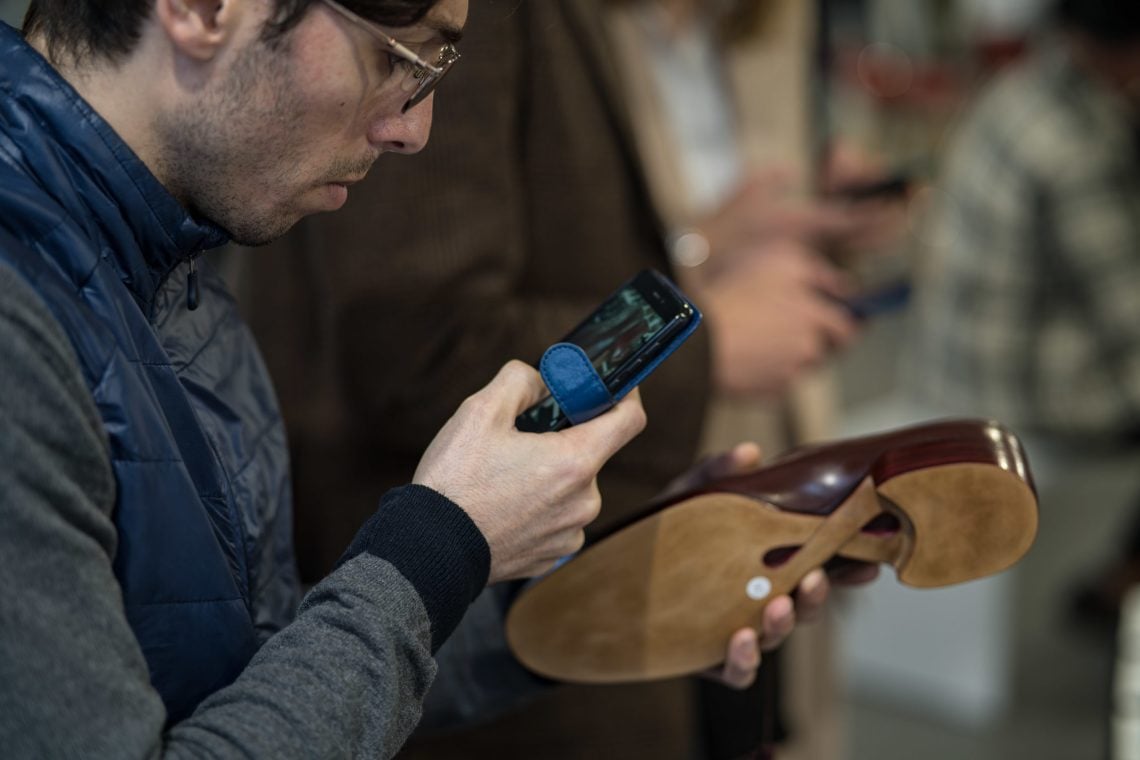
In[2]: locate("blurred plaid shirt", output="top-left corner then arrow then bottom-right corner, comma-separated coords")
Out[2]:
907,41 -> 1140,439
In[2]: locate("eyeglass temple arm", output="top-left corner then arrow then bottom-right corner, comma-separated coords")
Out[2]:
321,0 -> 443,76
387,37 -> 443,76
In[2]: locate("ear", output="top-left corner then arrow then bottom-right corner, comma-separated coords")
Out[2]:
154,0 -> 244,61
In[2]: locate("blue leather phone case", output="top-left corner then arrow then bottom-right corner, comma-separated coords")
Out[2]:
538,303 -> 702,427
538,343 -> 615,426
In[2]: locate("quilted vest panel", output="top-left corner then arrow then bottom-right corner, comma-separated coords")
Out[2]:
0,24 -> 299,722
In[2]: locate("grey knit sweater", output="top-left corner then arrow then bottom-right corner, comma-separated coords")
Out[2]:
0,261 -> 466,758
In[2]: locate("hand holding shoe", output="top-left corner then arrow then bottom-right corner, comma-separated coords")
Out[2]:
675,444 -> 871,689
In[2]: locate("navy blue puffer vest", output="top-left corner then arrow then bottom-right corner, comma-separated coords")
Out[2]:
0,25 -> 299,721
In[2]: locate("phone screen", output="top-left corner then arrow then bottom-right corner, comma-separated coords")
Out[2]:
517,272 -> 693,432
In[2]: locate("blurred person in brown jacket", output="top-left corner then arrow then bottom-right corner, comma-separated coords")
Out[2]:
236,0 -> 893,757
604,3 -> 906,758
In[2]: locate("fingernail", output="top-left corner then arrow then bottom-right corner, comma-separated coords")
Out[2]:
736,643 -> 760,669
779,606 -> 795,631
768,597 -> 794,631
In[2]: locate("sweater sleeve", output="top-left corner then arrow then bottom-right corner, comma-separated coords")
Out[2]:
0,262 -> 488,759
416,582 -> 555,734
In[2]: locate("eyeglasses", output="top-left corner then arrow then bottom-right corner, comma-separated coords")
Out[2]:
321,0 -> 461,113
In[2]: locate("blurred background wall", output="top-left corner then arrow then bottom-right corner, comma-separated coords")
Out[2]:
0,0 -> 23,26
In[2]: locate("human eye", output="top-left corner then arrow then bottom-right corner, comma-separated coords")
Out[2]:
367,41 -> 410,79
386,51 -> 417,73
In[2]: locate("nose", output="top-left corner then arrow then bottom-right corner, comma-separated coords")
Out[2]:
369,95 -> 434,154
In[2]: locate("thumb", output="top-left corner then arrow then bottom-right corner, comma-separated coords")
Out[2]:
556,388 -> 647,465
478,361 -> 552,419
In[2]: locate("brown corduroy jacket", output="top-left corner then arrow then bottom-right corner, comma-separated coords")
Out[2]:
235,2 -> 721,757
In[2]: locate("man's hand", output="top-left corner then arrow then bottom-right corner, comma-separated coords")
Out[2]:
697,240 -> 859,396
694,168 -> 904,277
660,443 -> 825,689
713,560 -> 880,689
665,442 -> 881,689
712,568 -> 830,689
413,361 -> 647,584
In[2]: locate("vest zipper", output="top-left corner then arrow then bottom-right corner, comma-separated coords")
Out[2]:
187,254 -> 200,311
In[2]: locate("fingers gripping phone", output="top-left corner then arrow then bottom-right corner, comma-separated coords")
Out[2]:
516,270 -> 700,433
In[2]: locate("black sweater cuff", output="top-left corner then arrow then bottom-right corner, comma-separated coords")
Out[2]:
340,484 -> 491,652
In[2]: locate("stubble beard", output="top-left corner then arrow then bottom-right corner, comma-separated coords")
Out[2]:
154,35 -> 308,246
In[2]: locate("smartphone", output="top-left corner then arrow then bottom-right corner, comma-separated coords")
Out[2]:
516,270 -> 700,433
831,172 -> 912,202
840,279 -> 911,320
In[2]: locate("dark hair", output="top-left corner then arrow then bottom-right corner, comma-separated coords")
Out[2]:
1056,0 -> 1140,45
23,0 -> 438,65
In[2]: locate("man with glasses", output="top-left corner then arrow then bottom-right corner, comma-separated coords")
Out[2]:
0,0 -> 661,757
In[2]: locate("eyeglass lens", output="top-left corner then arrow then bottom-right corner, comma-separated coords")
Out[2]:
402,45 -> 459,112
